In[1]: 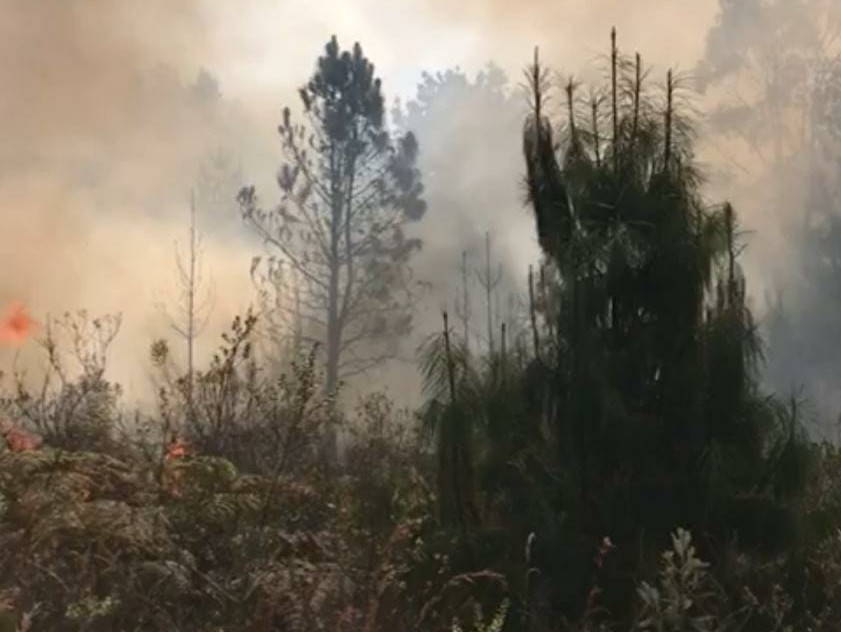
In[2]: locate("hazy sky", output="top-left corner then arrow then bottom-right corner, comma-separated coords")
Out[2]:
201,0 -> 720,115
0,0 -> 722,404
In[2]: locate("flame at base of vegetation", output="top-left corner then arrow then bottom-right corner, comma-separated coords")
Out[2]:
0,302 -> 36,346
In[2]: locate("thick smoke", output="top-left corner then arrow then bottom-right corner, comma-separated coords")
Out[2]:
0,1 -> 265,405
416,0 -> 718,74
17,0 -> 820,416
691,0 -> 841,434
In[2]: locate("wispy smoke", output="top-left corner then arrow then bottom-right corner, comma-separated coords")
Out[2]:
0,0 -> 736,409
0,0 -> 258,403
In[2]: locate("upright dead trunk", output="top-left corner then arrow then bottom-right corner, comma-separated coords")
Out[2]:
186,191 -> 197,430
326,261 -> 341,397
323,163 -> 343,460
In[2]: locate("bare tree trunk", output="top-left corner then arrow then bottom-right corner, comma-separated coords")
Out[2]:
326,266 -> 341,398
186,191 -> 196,429
611,26 -> 619,171
631,52 -> 641,150
324,160 -> 343,461
324,287 -> 341,461
156,189 -> 213,438
592,98 -> 601,168
485,233 -> 493,354
442,311 -> 468,535
455,250 -> 472,351
528,265 -> 541,362
292,279 -> 303,356
664,69 -> 674,167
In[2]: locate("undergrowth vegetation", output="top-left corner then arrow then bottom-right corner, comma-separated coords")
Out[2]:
1,314 -> 841,631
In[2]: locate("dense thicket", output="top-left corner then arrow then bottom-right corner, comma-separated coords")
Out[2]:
419,34 -> 818,628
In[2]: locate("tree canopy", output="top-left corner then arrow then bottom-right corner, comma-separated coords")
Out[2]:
238,36 -> 426,412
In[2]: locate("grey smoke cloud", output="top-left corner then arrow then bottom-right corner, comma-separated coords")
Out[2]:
0,0 -> 726,407
0,0 -> 256,403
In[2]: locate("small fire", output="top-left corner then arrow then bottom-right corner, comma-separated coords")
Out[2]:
0,302 -> 36,345
0,417 -> 41,452
165,436 -> 188,460
162,435 -> 189,497
4,427 -> 40,452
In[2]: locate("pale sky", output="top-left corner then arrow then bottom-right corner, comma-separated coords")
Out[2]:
200,0 -> 719,107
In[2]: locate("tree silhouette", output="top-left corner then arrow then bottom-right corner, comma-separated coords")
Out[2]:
155,192 -> 214,428
238,36 -> 426,438
419,32 -> 810,625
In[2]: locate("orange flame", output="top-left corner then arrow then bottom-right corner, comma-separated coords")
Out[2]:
0,302 -> 36,345
0,416 -> 41,452
4,427 -> 40,452
165,436 -> 188,460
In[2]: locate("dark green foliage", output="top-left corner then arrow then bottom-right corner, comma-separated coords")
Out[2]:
415,34 -> 815,629
521,34 -> 808,539
419,318 -> 482,535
